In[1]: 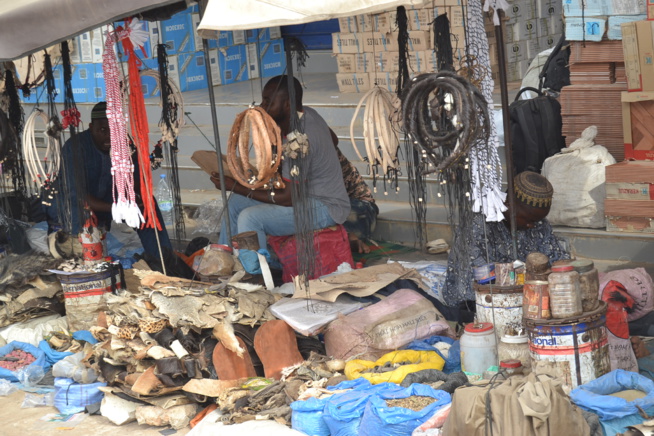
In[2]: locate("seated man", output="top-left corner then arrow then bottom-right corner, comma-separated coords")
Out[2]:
46,102 -> 172,259
333,140 -> 379,254
442,171 -> 570,314
212,76 -> 350,250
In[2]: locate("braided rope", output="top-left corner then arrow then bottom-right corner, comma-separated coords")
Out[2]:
464,0 -> 506,221
103,28 -> 142,228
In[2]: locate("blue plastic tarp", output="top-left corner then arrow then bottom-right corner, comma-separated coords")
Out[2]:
404,336 -> 461,373
359,384 -> 451,436
0,341 -> 48,382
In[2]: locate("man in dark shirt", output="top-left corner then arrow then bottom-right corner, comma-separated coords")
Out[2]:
47,102 -> 171,258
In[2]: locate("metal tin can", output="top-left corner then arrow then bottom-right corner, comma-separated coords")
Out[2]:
523,280 -> 551,320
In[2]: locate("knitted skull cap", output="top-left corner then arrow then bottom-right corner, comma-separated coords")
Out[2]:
514,171 -> 553,208
91,101 -> 107,120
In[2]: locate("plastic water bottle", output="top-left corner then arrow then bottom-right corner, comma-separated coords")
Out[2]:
155,174 -> 174,227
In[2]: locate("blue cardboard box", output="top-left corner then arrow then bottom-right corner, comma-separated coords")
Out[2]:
259,39 -> 286,78
178,51 -> 208,92
70,64 -> 94,103
161,12 -> 195,55
218,45 -> 249,84
92,63 -> 106,102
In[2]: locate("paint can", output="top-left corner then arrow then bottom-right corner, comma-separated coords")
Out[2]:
473,263 -> 496,284
523,280 -> 551,320
525,301 -> 610,389
475,283 -> 524,338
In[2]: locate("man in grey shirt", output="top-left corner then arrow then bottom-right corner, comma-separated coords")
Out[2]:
213,75 -> 350,250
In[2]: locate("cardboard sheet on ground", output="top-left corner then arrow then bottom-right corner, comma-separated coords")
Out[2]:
292,263 -> 425,302
191,151 -> 234,178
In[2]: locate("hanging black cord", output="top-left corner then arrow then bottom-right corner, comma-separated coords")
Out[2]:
434,13 -> 455,72
396,6 -> 411,96
157,43 -> 185,245
61,40 -> 90,233
3,70 -> 27,201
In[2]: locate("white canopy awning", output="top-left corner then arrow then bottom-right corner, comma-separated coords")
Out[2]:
198,0 -> 429,35
0,0 -> 180,61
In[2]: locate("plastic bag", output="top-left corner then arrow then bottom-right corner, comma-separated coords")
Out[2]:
52,352 -> 98,384
359,384 -> 451,436
193,198 -> 223,236
38,341 -> 73,370
599,268 -> 654,322
0,378 -> 18,396
570,369 -> 654,421
0,341 -> 48,382
345,350 -> 445,385
323,382 -> 404,436
21,392 -> 55,408
405,336 -> 461,374
17,365 -> 44,387
290,396 -> 330,436
393,260 -> 448,303
54,377 -> 106,415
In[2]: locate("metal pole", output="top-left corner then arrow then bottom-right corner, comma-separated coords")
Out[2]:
201,38 -> 231,242
494,9 -> 518,260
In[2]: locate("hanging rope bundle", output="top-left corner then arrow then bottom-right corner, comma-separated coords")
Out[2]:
43,50 -> 73,232
103,26 -> 142,229
61,41 -> 91,230
22,109 -> 61,199
401,71 -> 490,172
349,86 -> 401,195
227,106 -> 284,190
466,0 -> 506,221
2,69 -> 27,196
434,13 -> 455,72
156,44 -> 185,243
395,6 -> 411,96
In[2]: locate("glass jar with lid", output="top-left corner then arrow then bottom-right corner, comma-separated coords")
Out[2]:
498,334 -> 531,369
572,259 -> 600,312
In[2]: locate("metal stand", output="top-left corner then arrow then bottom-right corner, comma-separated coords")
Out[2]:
494,9 -> 518,260
201,38 -> 231,243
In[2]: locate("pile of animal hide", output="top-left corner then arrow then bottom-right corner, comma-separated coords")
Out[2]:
214,353 -> 347,425
86,268 -> 278,404
0,251 -> 64,327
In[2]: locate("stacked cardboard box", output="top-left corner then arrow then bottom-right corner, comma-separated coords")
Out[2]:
604,161 -> 654,233
620,20 -> 654,161
21,5 -> 286,104
563,0 -> 645,42
334,2 -> 466,93
486,0 -> 563,83
559,41 -> 627,161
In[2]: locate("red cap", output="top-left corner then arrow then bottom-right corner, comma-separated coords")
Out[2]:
551,265 -> 574,272
465,322 -> 494,333
500,359 -> 522,369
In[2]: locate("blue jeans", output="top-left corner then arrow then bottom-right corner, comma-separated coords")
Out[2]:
218,194 -> 337,249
